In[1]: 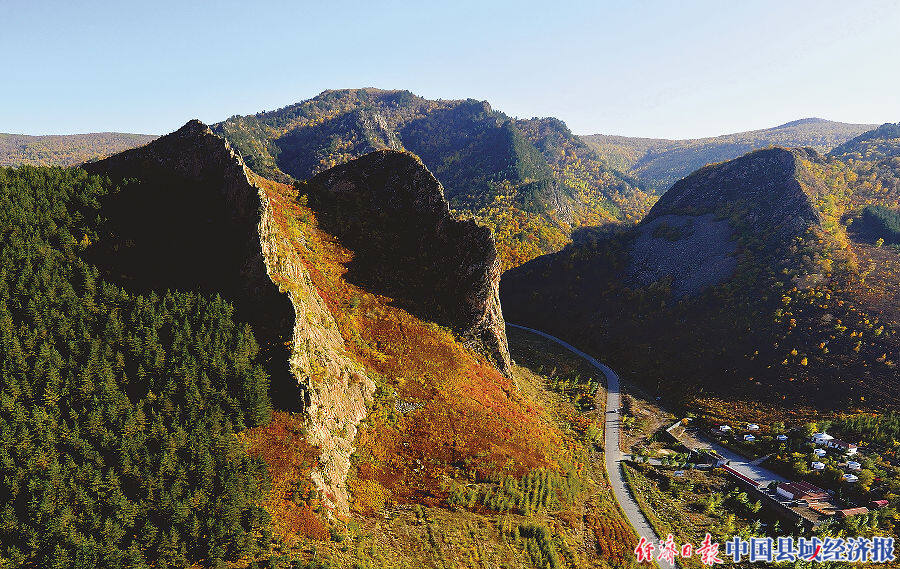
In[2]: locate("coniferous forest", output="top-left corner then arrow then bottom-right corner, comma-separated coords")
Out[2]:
0,166 -> 272,568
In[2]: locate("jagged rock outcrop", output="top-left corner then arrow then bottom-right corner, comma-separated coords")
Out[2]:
304,150 -> 511,372
84,119 -> 375,516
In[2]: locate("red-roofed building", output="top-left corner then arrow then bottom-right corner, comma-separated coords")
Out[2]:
838,507 -> 869,518
777,481 -> 829,502
871,500 -> 889,509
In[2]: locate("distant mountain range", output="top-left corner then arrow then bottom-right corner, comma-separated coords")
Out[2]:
583,118 -> 876,192
213,88 -> 655,269
0,132 -> 157,167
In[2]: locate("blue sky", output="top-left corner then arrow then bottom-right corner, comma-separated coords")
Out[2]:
3,0 -> 899,138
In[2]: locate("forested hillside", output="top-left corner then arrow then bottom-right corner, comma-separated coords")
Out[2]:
0,133 -> 156,167
583,118 -> 875,193
214,88 -> 655,269
503,145 -> 900,423
0,167 -> 271,568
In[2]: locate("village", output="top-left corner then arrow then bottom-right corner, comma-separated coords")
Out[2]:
619,390 -> 899,553
690,423 -> 886,531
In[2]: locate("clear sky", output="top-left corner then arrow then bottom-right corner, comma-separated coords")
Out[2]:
3,0 -> 899,138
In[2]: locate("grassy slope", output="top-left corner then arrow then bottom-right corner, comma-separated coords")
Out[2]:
242,176 -> 638,568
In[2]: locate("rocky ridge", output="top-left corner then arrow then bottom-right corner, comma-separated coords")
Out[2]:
85,120 -> 374,515
84,121 -> 512,515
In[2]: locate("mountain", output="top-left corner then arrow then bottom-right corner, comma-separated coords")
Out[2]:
583,118 -> 876,193
2,121 -> 635,567
502,146 -> 900,422
214,88 -> 656,269
0,131 -> 157,166
831,122 -> 900,160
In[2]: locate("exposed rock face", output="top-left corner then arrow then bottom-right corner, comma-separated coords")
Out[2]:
646,147 -> 825,239
84,119 -> 375,516
257,189 -> 374,517
305,150 -> 511,372
628,213 -> 738,298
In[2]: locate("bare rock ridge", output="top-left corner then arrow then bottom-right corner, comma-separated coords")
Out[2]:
83,119 -> 375,515
82,120 -> 296,386
304,150 -> 512,372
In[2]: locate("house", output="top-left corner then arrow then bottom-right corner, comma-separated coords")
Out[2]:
812,461 -> 825,470
777,434 -> 789,441
744,434 -> 756,442
812,432 -> 834,444
843,473 -> 859,483
827,438 -> 858,455
871,500 -> 889,509
838,507 -> 869,518
746,423 -> 760,431
813,448 -> 826,457
777,481 -> 828,502
847,461 -> 861,471
719,425 -> 732,433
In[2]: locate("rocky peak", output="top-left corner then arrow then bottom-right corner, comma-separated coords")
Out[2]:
305,150 -> 512,372
645,147 -> 825,239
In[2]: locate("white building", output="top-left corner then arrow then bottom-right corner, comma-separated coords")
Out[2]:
827,439 -> 858,455
847,461 -> 861,471
746,423 -> 760,431
814,448 -> 826,457
744,434 -> 756,442
811,461 -> 825,470
777,434 -> 788,441
843,473 -> 859,483
812,432 -> 834,444
719,425 -> 732,432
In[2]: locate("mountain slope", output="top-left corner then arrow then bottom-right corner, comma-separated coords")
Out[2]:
502,146 -> 900,420
584,118 -> 876,192
46,120 -> 639,567
214,88 -> 655,269
0,131 -> 157,166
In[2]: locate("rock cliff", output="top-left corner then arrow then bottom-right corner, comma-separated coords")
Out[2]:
84,120 -> 375,515
304,150 -> 511,372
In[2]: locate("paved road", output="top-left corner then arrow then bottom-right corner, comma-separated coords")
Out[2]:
677,426 -> 787,484
685,434 -> 788,484
509,324 -> 677,569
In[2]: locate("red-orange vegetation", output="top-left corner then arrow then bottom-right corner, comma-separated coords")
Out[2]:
257,176 -> 567,512
243,412 -> 328,543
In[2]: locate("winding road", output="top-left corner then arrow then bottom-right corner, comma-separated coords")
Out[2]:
509,323 -> 678,569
